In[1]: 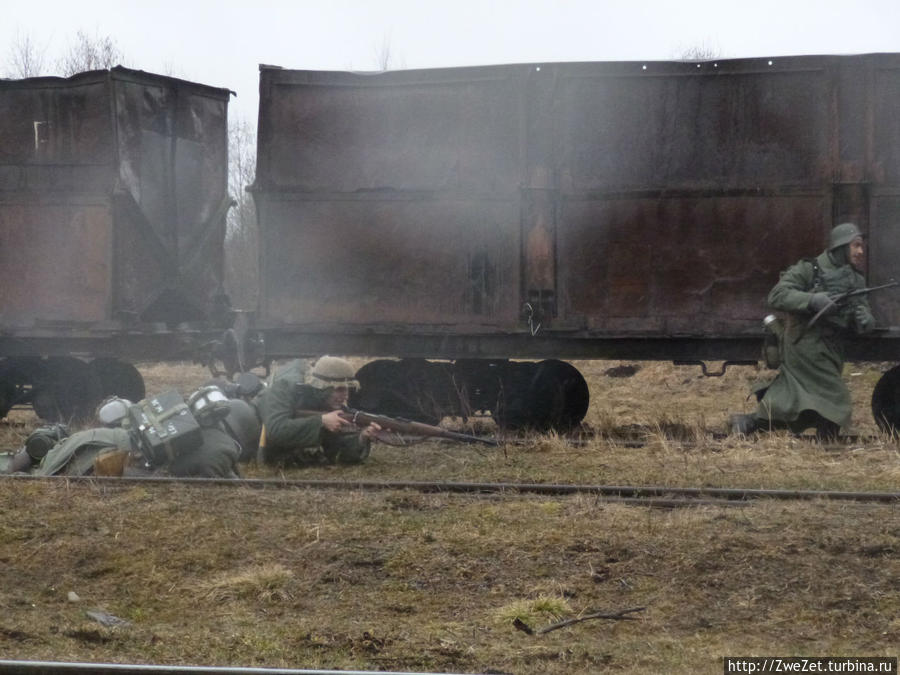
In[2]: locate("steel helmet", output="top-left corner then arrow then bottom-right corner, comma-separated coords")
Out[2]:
829,222 -> 863,250
306,356 -> 360,390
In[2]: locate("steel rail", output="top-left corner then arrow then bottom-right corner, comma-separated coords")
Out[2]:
0,660 -> 471,675
2,474 -> 897,504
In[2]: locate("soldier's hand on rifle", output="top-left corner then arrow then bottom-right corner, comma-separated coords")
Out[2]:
321,410 -> 352,432
359,422 -> 382,441
808,292 -> 832,313
853,303 -> 874,333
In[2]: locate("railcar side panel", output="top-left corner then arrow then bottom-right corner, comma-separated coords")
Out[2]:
869,65 -> 900,326
258,73 -> 522,193
254,55 -> 900,362
111,76 -> 230,323
0,203 -> 112,324
556,66 -> 831,189
557,195 -> 825,334
256,66 -> 526,336
257,59 -> 850,354
260,198 -> 520,326
0,74 -> 116,328
0,68 -> 231,345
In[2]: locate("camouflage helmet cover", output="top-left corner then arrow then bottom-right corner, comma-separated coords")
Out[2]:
829,222 -> 863,250
306,355 -> 360,390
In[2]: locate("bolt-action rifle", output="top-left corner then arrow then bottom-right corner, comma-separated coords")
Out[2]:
296,406 -> 499,447
795,279 -> 899,343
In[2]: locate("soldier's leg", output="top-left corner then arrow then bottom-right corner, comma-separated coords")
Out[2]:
168,428 -> 240,478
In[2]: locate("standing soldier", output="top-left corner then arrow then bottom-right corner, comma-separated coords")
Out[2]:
731,223 -> 875,439
255,356 -> 380,467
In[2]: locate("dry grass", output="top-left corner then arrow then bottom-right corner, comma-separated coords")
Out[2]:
199,563 -> 294,603
1,358 -> 899,673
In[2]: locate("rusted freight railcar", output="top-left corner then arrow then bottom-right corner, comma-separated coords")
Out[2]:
253,54 -> 900,430
0,67 -> 232,420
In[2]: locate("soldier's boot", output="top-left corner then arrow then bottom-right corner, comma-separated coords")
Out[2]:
814,418 -> 841,443
729,413 -> 759,436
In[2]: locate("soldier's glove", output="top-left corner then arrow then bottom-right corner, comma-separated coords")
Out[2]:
854,303 -> 874,333
808,292 -> 832,313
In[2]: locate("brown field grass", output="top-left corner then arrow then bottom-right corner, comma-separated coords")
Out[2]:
1,359 -> 899,674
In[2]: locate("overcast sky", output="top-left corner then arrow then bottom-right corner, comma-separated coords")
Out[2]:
6,0 -> 900,122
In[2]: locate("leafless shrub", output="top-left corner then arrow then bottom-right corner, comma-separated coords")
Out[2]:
57,29 -> 124,76
678,42 -> 722,62
4,30 -> 49,78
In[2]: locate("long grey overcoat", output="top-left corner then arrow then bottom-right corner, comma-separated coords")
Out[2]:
755,251 -> 873,429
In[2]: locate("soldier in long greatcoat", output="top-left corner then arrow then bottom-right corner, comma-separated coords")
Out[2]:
731,223 -> 875,439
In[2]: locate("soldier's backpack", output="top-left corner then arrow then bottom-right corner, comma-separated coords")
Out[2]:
127,390 -> 202,466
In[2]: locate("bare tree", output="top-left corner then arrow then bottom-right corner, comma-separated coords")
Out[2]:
373,32 -> 405,71
224,116 -> 259,309
4,30 -> 49,78
57,29 -> 124,76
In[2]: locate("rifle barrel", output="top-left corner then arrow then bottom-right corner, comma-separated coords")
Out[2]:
345,409 -> 498,446
846,279 -> 898,298
804,279 -> 899,334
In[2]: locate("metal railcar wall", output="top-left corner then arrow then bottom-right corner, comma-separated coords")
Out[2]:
254,55 -> 900,362
0,67 -> 232,359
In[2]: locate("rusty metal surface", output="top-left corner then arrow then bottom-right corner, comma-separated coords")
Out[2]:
0,68 -> 231,342
254,55 -> 900,360
0,72 -> 115,326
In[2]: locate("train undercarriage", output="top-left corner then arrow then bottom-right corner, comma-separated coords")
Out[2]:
0,356 -> 146,422
349,358 -> 590,432
0,351 -> 590,433
5,345 -> 900,438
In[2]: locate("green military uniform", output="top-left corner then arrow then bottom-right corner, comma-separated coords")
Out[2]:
35,428 -> 133,476
165,426 -> 241,478
31,425 -> 240,478
753,249 -> 873,432
255,359 -> 370,466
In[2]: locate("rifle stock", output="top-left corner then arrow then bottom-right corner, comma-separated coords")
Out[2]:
295,407 -> 498,446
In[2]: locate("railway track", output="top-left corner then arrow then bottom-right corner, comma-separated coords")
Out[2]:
0,661 -> 466,675
2,474 -> 897,508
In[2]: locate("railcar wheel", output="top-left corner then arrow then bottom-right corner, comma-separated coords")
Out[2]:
351,359 -> 454,424
0,376 -> 15,419
492,361 -> 541,430
494,360 -> 589,432
0,357 -> 45,418
0,359 -> 27,419
32,357 -> 103,423
872,364 -> 900,434
89,358 -> 146,402
530,359 -> 590,432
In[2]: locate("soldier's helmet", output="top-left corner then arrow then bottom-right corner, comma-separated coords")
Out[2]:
306,356 -> 360,390
829,222 -> 863,250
